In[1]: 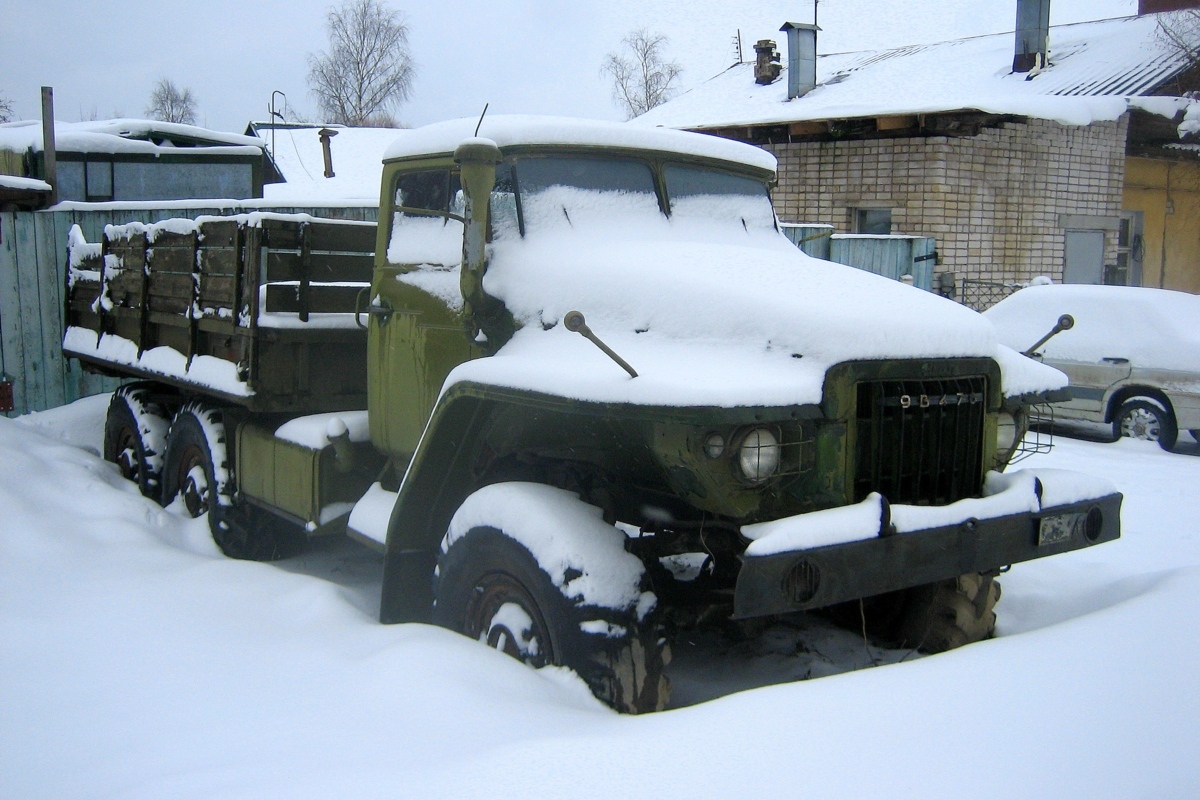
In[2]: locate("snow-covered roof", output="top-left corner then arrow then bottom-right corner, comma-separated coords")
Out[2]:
383,115 -> 779,174
0,174 -> 52,192
635,15 -> 1198,131
0,118 -> 265,157
248,122 -> 404,203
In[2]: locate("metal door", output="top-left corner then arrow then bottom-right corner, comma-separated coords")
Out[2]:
1063,230 -> 1105,284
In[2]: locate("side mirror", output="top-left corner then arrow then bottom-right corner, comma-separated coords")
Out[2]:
453,138 -> 511,351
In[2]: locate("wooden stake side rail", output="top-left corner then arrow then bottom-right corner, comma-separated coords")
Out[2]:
65,215 -> 378,414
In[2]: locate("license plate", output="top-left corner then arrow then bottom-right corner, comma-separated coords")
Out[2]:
1038,513 -> 1082,546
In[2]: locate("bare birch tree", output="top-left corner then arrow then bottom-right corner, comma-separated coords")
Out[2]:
1158,10 -> 1200,93
0,93 -> 14,123
145,79 -> 197,124
602,29 -> 683,119
307,0 -> 415,126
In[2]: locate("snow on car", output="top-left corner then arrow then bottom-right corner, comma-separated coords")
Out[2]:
986,283 -> 1200,449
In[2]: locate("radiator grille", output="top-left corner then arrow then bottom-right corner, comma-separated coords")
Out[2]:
854,377 -> 987,506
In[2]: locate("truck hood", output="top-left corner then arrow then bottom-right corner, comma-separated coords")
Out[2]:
443,222 -> 1064,407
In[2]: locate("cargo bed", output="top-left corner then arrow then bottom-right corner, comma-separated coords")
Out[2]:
64,213 -> 378,413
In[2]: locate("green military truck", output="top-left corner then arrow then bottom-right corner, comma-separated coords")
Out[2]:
64,116 -> 1122,713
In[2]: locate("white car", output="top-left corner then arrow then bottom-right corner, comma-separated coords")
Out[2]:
986,284 -> 1200,450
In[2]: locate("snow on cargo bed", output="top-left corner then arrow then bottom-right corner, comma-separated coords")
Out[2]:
986,284 -> 1200,373
446,209 -> 1062,406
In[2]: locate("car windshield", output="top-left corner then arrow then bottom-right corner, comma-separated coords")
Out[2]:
510,156 -> 661,234
663,164 -> 776,231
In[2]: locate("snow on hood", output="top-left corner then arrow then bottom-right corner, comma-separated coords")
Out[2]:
444,218 -> 1061,407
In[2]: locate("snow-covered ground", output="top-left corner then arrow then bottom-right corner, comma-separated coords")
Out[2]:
3,396 -> 1198,799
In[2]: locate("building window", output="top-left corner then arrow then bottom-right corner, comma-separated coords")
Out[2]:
85,160 -> 113,201
854,208 -> 892,235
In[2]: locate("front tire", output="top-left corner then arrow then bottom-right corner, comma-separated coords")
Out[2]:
829,572 -> 1001,653
1113,398 -> 1177,450
435,526 -> 669,713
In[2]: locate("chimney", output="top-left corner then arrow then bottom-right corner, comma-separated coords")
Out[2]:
753,39 -> 781,85
1139,0 -> 1200,11
780,22 -> 820,99
1013,0 -> 1051,73
318,128 -> 338,178
40,87 -> 58,205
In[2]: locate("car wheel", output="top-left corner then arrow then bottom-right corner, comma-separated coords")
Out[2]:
1113,398 -> 1177,451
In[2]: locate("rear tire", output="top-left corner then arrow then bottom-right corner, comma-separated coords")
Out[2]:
103,384 -> 170,501
162,402 -> 302,561
435,526 -> 670,713
1113,398 -> 1177,451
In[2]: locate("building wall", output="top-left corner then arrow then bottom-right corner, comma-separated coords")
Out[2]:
1123,156 -> 1200,294
765,116 -> 1129,285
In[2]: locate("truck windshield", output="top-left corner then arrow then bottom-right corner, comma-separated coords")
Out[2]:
512,156 -> 660,233
663,164 -> 776,231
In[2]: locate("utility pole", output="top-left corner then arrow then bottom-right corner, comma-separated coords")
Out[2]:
40,86 -> 57,206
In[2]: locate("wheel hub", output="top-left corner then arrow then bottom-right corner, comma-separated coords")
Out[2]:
1121,408 -> 1161,441
175,444 -> 210,518
465,573 -> 552,668
114,427 -> 141,482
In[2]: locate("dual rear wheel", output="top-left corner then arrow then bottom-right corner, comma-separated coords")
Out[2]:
103,388 -> 301,561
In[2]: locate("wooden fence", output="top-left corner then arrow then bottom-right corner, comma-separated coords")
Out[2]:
0,205 -> 377,417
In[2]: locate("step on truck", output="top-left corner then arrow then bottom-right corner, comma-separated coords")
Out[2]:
64,116 -> 1122,713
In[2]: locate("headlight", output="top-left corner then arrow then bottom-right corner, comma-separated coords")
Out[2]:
704,433 -> 726,459
996,410 -> 1019,458
738,427 -> 780,483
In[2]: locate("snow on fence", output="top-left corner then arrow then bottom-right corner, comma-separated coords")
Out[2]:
0,205 -> 377,417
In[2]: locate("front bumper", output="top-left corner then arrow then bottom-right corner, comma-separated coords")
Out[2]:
733,469 -> 1122,618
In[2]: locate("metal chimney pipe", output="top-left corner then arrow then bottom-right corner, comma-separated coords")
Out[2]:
40,87 -> 57,205
780,22 -> 820,99
1013,0 -> 1051,73
318,128 -> 338,178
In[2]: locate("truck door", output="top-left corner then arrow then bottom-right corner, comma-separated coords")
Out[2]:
369,167 -> 477,459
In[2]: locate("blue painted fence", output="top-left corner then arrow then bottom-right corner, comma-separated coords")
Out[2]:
781,223 -> 938,291
0,205 -> 378,417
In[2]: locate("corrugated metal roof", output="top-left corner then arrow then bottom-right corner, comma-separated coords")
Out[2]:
636,14 -> 1197,131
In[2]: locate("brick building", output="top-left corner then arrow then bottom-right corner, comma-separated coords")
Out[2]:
637,8 -> 1200,303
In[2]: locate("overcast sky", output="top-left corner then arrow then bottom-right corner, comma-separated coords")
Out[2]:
1,0 -> 1136,134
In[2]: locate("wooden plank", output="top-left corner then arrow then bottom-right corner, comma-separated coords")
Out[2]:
0,212 -> 27,416
264,283 -> 363,314
199,247 -> 239,275
52,211 -> 85,405
265,251 -> 372,283
147,244 -> 195,274
305,220 -> 377,252
198,219 -> 239,248
13,213 -> 45,412
34,211 -> 68,410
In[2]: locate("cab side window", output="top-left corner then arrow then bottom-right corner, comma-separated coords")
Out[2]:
388,169 -> 465,267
